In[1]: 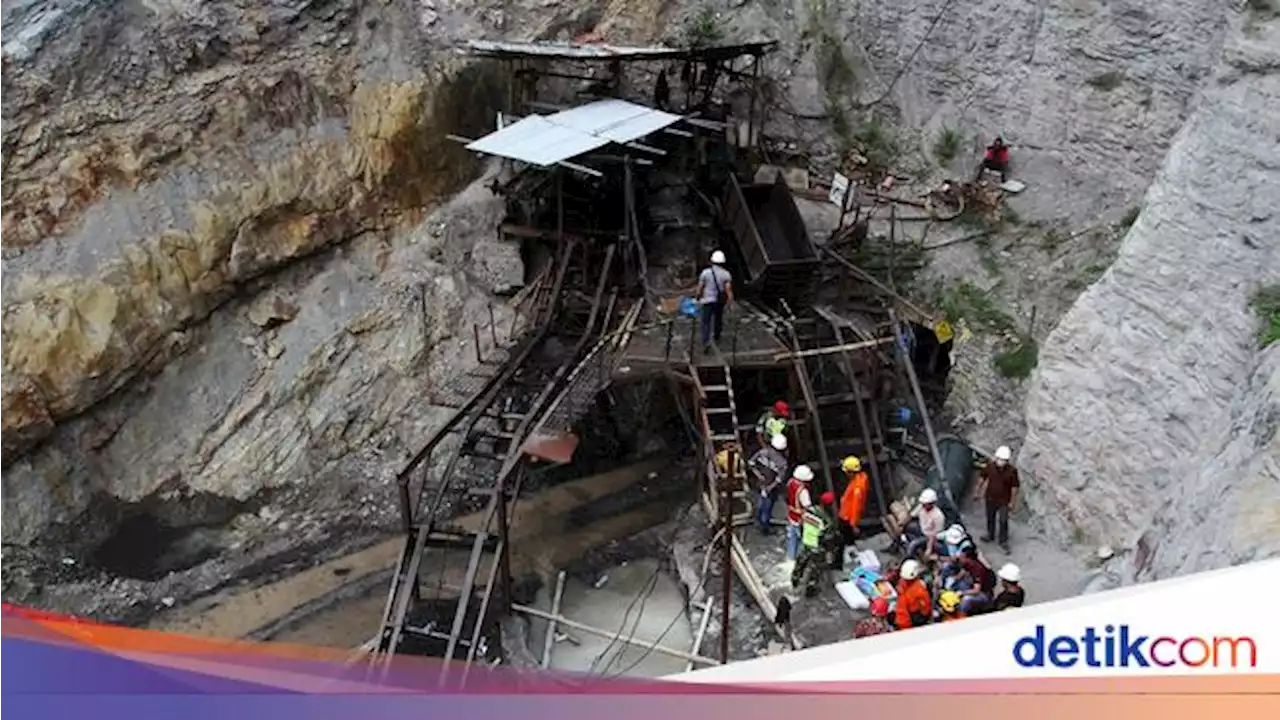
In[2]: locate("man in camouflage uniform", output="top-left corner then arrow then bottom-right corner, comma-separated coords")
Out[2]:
791,491 -> 841,597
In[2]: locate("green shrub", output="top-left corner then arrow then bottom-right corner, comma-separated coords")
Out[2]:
683,7 -> 725,48
933,126 -> 962,164
1120,205 -> 1140,229
994,339 -> 1039,379
1251,284 -> 1280,348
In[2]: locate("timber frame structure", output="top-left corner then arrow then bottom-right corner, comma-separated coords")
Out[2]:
371,37 -> 954,684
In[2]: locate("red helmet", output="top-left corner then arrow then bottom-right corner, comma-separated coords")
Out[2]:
820,491 -> 836,506
774,400 -> 790,417
869,596 -> 890,618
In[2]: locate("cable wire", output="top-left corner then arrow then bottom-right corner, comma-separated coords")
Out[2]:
605,526 -> 726,678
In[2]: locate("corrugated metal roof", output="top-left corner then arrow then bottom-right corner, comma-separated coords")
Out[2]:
465,40 -> 685,60
463,39 -> 778,62
465,100 -> 682,167
466,115 -> 610,167
547,99 -> 682,145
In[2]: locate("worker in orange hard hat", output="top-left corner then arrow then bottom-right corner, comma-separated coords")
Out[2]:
838,455 -> 870,548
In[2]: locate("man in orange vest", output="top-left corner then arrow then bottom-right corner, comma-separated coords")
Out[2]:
838,456 -> 869,548
893,559 -> 933,630
784,464 -> 815,561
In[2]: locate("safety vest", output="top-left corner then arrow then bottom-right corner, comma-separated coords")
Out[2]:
785,478 -> 808,524
801,508 -> 827,549
714,449 -> 743,477
758,412 -> 787,439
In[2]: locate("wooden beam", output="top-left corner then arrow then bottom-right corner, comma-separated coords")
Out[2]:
685,596 -> 715,673
771,337 -> 894,361
540,571 -> 567,669
512,604 -> 721,667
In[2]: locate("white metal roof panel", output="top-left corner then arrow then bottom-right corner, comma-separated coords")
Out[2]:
547,100 -> 682,144
466,115 -> 610,166
465,40 -> 684,60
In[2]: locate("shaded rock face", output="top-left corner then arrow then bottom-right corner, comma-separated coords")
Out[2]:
0,0 -> 517,562
1021,13 -> 1280,578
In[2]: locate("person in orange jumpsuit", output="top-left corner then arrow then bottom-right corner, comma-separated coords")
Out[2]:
838,455 -> 869,549
893,559 -> 933,629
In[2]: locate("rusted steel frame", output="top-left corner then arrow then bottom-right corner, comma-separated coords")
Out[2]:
458,464 -> 529,688
440,243 -> 618,682
889,309 -> 944,478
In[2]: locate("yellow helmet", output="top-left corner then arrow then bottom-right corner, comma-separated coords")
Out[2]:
939,591 -> 961,613
842,456 -> 862,473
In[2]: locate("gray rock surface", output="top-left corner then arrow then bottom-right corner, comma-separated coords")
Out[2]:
1021,11 -> 1280,578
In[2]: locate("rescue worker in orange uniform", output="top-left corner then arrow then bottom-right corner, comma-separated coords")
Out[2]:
838,455 -> 869,547
893,559 -> 933,630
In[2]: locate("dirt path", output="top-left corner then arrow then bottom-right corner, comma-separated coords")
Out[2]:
151,458 -> 675,643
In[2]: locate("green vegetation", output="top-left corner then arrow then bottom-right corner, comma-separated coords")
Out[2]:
933,126 -> 962,164
1065,260 -> 1113,291
1040,228 -> 1066,252
1247,0 -> 1278,21
1001,205 -> 1022,226
994,338 -> 1039,379
1250,284 -> 1280,348
1086,70 -> 1125,92
974,235 -> 1002,278
936,281 -> 1017,334
852,118 -> 900,175
1120,205 -> 1140,229
682,7 -> 725,48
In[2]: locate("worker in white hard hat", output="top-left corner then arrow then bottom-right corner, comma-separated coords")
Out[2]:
748,433 -> 790,536
991,562 -> 1026,612
973,445 -> 1020,552
784,464 -> 815,561
906,487 -> 947,559
893,559 -> 933,629
694,250 -> 734,352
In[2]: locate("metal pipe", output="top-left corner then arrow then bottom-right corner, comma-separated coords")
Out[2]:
540,571 -> 568,668
512,604 -> 720,667
685,597 -> 714,673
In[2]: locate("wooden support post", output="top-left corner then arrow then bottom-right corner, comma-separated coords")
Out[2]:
719,452 -> 734,665
890,310 -> 945,476
686,596 -> 715,673
489,303 -> 498,347
540,571 -> 567,669
473,324 -> 483,363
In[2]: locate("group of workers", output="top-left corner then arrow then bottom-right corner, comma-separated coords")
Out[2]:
733,393 -> 1029,635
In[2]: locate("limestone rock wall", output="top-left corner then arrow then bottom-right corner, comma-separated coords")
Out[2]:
1021,11 -> 1280,577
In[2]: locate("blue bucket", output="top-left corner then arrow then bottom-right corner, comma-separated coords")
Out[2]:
678,297 -> 699,318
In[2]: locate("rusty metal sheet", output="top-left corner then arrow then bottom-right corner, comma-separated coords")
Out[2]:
521,431 -> 580,464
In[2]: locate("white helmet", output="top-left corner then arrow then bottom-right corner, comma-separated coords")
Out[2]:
919,488 -> 938,505
770,434 -> 788,451
900,559 -> 921,580
1097,546 -> 1115,561
944,525 -> 966,546
995,445 -> 1012,462
710,250 -> 727,265
793,464 -> 814,482
997,563 -> 1021,583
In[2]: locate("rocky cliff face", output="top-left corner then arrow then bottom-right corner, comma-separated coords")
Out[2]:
0,0 -> 525,612
1021,9 -> 1280,578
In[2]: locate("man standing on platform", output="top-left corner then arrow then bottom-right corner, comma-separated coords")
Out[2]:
695,250 -> 733,353
973,445 -> 1020,553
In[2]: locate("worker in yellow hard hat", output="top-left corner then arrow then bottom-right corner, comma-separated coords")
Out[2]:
714,443 -> 744,478
938,590 -> 966,622
837,455 -> 869,549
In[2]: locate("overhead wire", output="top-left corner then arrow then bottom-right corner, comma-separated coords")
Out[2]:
605,526 -> 726,678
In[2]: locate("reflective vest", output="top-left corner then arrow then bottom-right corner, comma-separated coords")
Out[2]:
757,412 -> 787,439
785,478 -> 808,524
801,508 -> 828,549
714,449 -> 743,477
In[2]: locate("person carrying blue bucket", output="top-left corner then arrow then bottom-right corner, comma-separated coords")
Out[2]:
694,250 -> 734,352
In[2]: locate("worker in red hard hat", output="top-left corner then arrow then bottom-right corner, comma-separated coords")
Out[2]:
755,400 -> 790,451
855,596 -> 894,638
